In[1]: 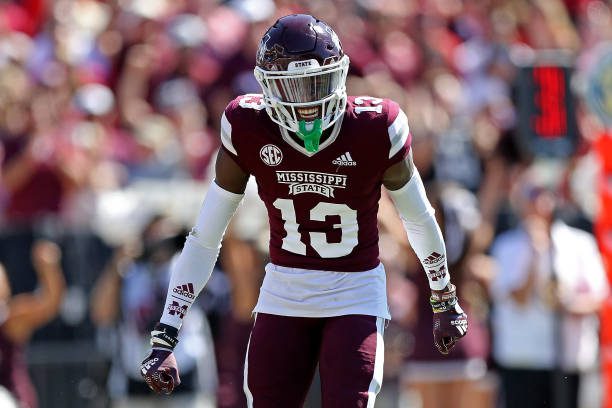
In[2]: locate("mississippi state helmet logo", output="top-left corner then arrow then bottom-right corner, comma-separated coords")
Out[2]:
260,144 -> 283,166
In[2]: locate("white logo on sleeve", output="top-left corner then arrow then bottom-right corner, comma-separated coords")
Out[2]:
260,144 -> 283,166
141,357 -> 159,373
332,152 -> 357,166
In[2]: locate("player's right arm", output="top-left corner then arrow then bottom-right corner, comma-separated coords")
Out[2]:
141,144 -> 249,395
214,148 -> 250,194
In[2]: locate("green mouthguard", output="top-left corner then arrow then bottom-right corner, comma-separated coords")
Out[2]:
297,119 -> 323,153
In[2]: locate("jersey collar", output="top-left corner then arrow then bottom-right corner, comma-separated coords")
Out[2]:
278,113 -> 344,157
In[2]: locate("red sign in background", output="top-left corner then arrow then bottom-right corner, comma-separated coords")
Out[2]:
532,66 -> 569,139
595,133 -> 612,408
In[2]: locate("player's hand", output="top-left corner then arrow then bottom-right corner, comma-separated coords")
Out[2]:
430,284 -> 468,355
141,349 -> 180,394
140,323 -> 181,395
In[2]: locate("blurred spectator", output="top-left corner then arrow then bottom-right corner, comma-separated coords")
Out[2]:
490,165 -> 609,408
0,240 -> 66,408
0,0 -> 46,36
0,113 -> 74,225
90,215 -> 217,408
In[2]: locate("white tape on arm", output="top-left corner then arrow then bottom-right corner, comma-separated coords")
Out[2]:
387,170 -> 450,291
160,181 -> 244,329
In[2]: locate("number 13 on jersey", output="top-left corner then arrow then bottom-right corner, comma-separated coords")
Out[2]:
273,199 -> 358,258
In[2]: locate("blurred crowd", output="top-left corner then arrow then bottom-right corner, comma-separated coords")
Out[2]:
0,0 -> 611,407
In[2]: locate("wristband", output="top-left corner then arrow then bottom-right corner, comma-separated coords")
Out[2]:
430,283 -> 458,313
150,322 -> 179,351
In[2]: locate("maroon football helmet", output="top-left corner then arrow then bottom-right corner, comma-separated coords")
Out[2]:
254,14 -> 349,149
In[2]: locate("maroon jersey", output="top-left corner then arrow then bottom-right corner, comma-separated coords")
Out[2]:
221,95 -> 411,272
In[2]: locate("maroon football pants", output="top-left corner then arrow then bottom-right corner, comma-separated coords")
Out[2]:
244,313 -> 385,408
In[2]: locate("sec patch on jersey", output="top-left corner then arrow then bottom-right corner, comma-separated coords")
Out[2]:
259,144 -> 283,166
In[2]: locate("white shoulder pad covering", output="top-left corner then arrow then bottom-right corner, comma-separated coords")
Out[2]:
220,112 -> 237,156
387,170 -> 450,290
160,182 -> 244,329
388,109 -> 409,158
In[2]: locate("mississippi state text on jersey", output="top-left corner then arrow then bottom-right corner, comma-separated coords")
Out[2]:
221,94 -> 411,271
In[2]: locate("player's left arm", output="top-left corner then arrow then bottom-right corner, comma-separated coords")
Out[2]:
382,152 -> 468,355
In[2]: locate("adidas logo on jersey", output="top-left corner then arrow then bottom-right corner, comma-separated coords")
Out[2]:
173,283 -> 195,300
332,152 -> 357,166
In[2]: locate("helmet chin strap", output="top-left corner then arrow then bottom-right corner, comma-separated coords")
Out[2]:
297,119 -> 323,153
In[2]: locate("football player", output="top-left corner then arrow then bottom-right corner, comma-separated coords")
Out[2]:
141,14 -> 468,407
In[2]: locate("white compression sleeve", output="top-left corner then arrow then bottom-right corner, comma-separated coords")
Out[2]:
387,170 -> 450,291
160,181 -> 244,329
